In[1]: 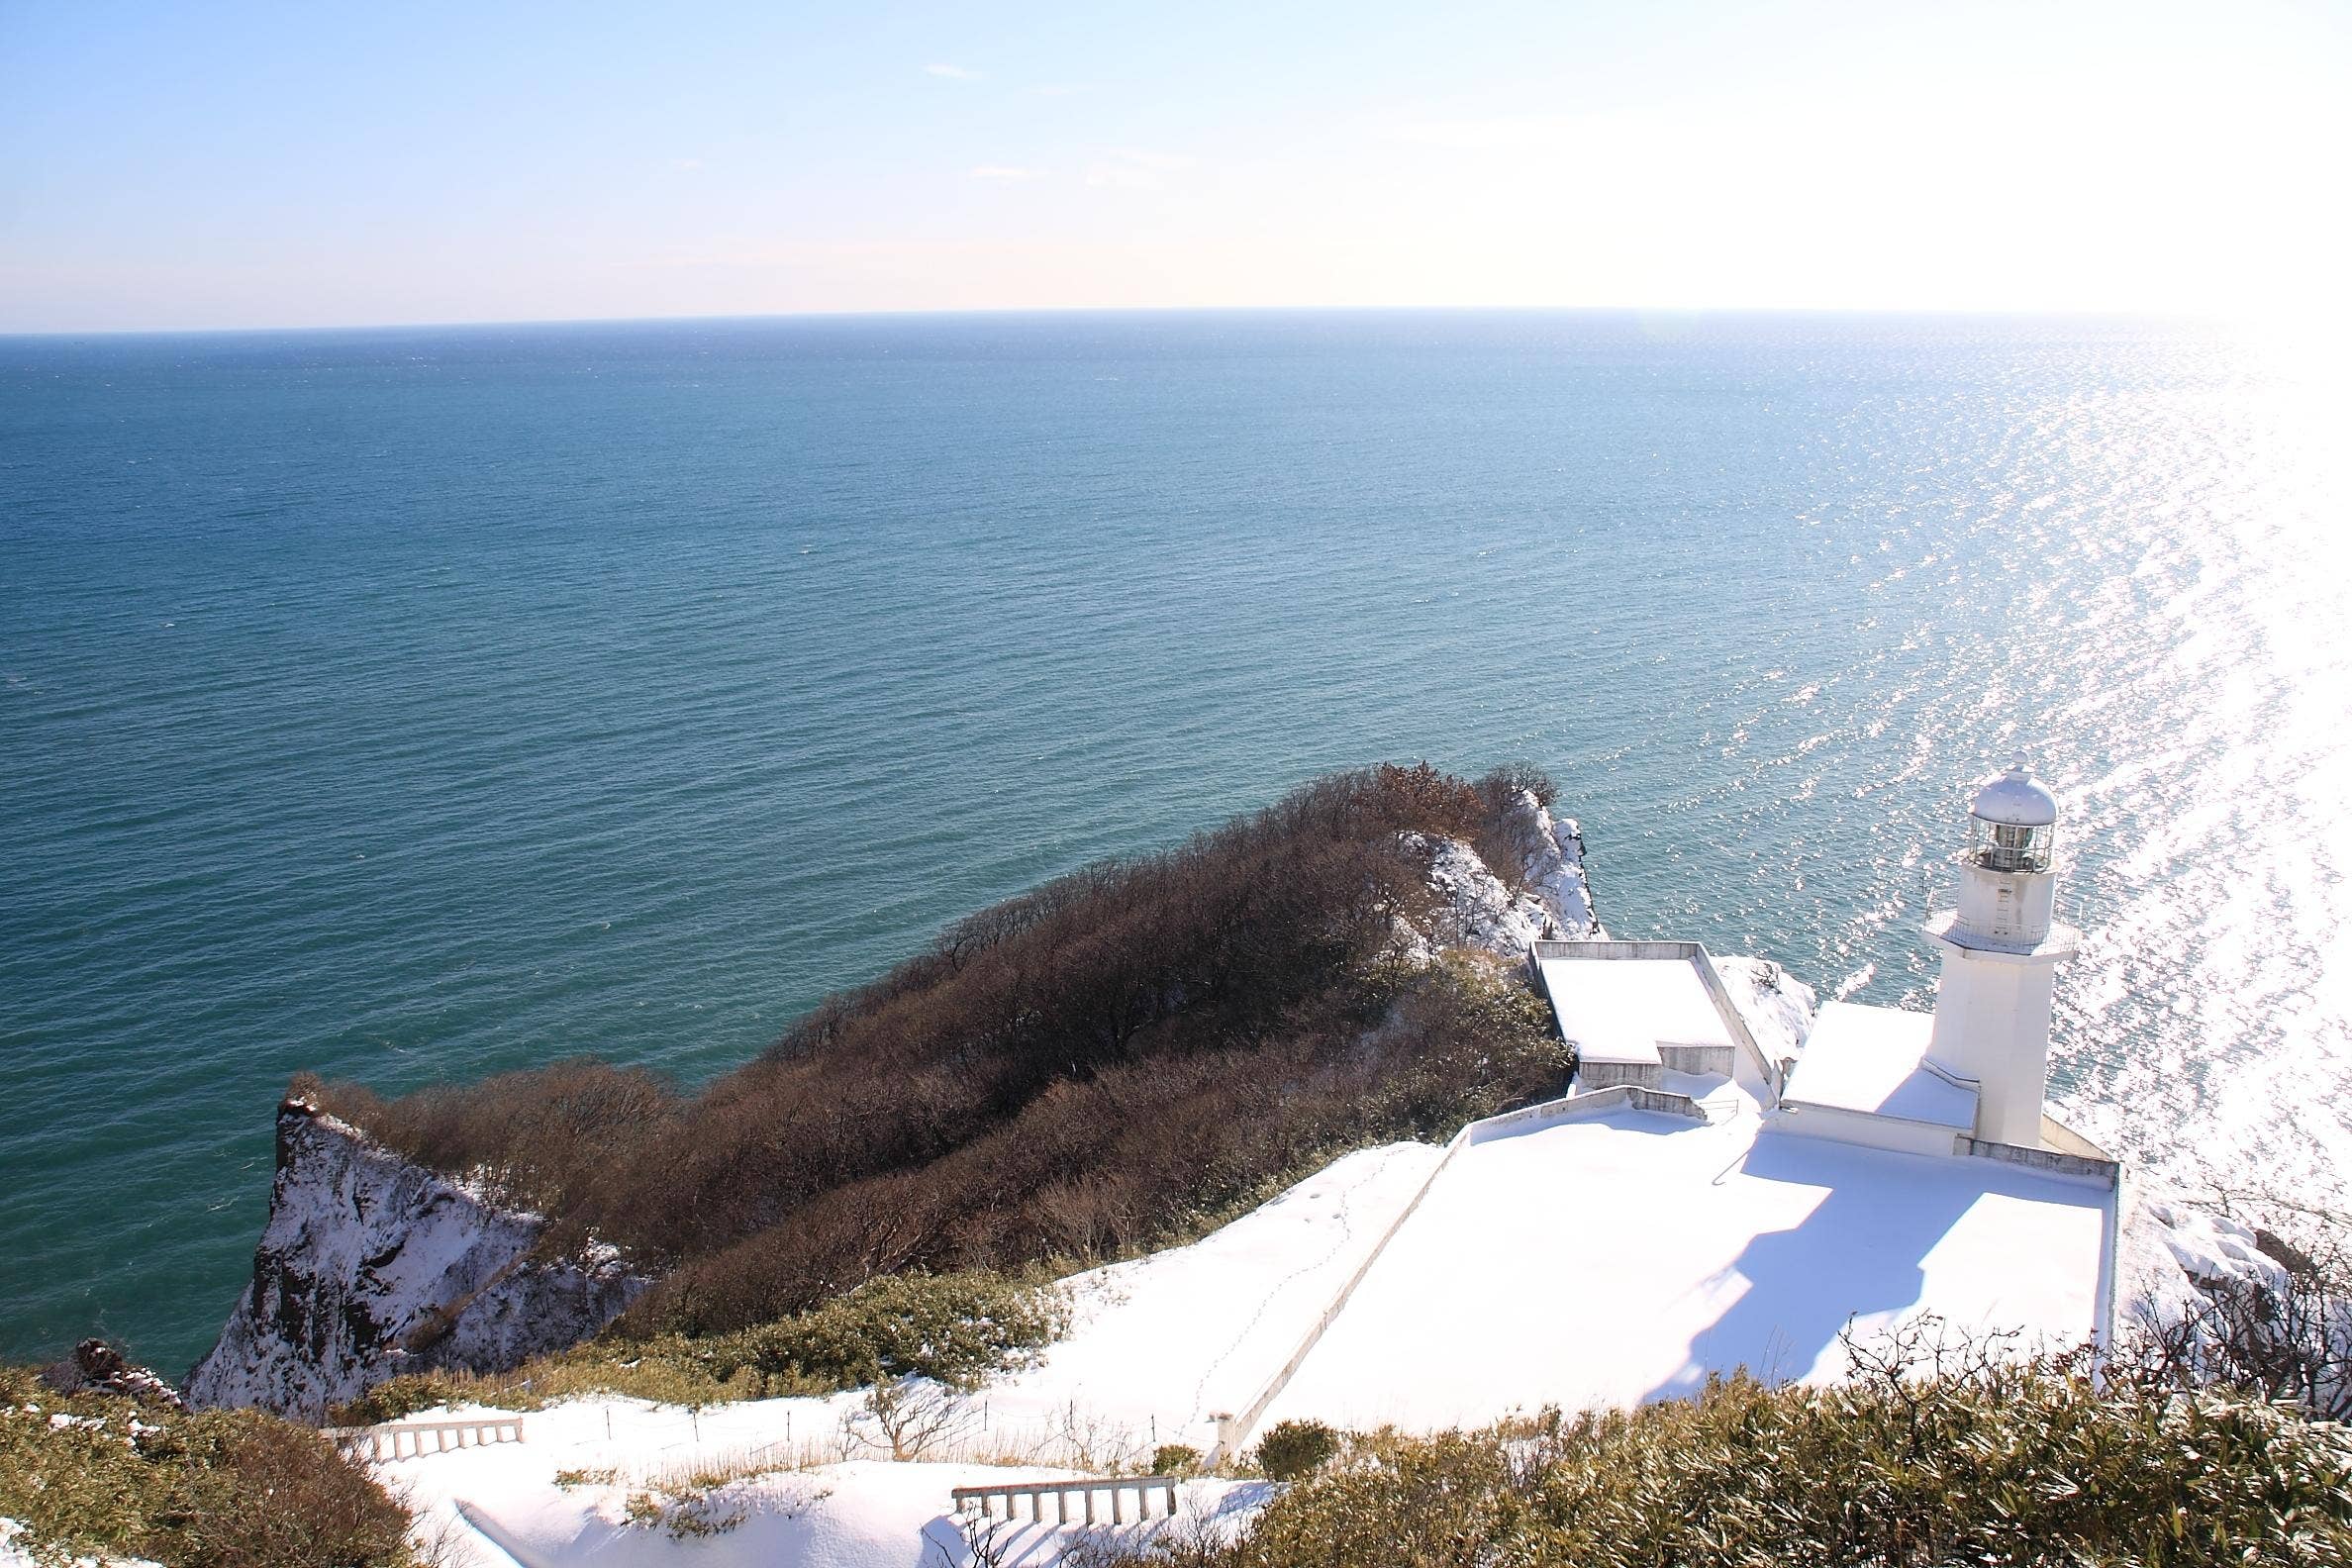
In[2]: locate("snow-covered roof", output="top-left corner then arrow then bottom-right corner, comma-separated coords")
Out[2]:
1780,1002 -> 1977,1130
1535,955 -> 1734,1067
1971,761 -> 2058,828
1259,1089 -> 2111,1430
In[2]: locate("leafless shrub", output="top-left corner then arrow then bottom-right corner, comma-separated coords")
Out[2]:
848,1374 -> 980,1461
1050,1400 -> 1147,1474
2124,1188 -> 2352,1420
931,1506 -> 1019,1568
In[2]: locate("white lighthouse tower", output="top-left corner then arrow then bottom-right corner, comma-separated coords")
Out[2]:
1921,760 -> 2080,1149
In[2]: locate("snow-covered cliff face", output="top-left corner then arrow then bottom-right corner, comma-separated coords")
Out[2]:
2115,1185 -> 2293,1337
1712,956 -> 1817,1069
1400,790 -> 1605,963
185,1098 -> 648,1422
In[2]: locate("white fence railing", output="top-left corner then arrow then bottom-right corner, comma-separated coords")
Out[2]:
952,1475 -> 1180,1524
328,1415 -> 526,1462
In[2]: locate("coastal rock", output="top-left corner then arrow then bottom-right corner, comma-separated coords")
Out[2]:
1489,789 -> 1606,939
1401,790 -> 1607,964
184,1096 -> 648,1422
2115,1185 -> 2293,1342
41,1340 -> 184,1412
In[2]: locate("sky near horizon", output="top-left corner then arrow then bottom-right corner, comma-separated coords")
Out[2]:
2,0 -> 2348,333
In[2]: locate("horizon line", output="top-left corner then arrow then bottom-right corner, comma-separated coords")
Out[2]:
0,300 -> 2241,342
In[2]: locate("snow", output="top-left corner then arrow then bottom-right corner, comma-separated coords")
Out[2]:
241,922 -> 2133,1568
2113,1184 -> 2289,1334
1783,1002 -> 1976,1130
379,1145 -> 1436,1567
1536,955 -> 1732,1067
975,1142 -> 1446,1452
378,1065 -> 2122,1564
0,1519 -> 162,1568
1405,790 -> 1603,963
1711,956 -> 1815,1066
389,1415 -> 1272,1568
1257,1081 -> 2113,1432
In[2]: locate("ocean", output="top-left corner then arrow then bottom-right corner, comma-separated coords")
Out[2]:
3,310 -> 2346,1376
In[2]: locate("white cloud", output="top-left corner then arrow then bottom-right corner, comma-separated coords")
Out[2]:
1084,148 -> 1198,190
969,165 -> 1047,181
668,157 -> 704,172
924,62 -> 981,80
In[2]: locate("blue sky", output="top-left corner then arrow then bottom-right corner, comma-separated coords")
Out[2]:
2,0 -> 2347,331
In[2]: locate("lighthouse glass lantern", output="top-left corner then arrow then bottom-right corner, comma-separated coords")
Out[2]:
1969,814 -> 2055,874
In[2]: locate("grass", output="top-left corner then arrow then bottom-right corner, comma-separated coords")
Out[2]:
0,1366 -> 415,1568
1079,1343 -> 2352,1567
330,1265 -> 1070,1422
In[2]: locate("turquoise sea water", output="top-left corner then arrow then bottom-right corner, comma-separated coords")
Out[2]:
3,312 -> 2348,1375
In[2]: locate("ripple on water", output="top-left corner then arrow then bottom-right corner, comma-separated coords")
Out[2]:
1,312 -> 2347,1371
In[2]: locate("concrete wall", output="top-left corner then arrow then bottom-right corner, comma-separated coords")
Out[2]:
1658,1042 -> 1736,1078
1528,938 -> 1781,1100
1957,1134 -> 2119,1189
1579,1059 -> 1663,1091
1925,948 -> 2059,1147
1766,1102 -> 1960,1160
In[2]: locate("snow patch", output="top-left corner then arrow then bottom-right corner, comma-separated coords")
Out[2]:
0,1518 -> 163,1568
1712,956 -> 1817,1068
1259,1082 -> 2113,1431
2114,1181 -> 2291,1339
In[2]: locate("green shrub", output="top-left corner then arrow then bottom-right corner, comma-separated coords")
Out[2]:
705,1268 -> 1067,1392
329,1369 -> 470,1425
1253,1418 -> 1338,1481
0,1367 -> 412,1568
1151,1443 -> 1201,1476
393,1268 -> 1070,1413
1098,1360 -> 2352,1568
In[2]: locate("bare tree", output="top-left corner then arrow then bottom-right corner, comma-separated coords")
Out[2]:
849,1373 -> 980,1461
927,1506 -> 1019,1568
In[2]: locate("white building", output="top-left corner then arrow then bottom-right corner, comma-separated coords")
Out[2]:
1771,760 -> 2109,1167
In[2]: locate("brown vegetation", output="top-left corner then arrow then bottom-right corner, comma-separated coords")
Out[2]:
1081,1322 -> 2352,1568
308,763 -> 1568,1339
0,1365 -> 414,1568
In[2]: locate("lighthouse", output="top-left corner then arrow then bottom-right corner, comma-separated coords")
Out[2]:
1921,760 -> 2080,1149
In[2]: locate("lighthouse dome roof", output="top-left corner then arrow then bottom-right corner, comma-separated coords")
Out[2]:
1970,761 -> 2058,828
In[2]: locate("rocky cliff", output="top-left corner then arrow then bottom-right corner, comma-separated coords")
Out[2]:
1403,790 -> 1605,961
184,1097 -> 647,1421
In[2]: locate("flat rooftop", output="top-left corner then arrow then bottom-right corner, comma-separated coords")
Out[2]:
1781,1001 -> 1975,1130
1535,953 -> 1735,1067
1259,1089 -> 2112,1432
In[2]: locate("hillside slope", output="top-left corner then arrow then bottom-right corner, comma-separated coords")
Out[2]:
192,764 -> 1598,1415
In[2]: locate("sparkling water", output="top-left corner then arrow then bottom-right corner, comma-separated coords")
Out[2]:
3,311 -> 2346,1373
